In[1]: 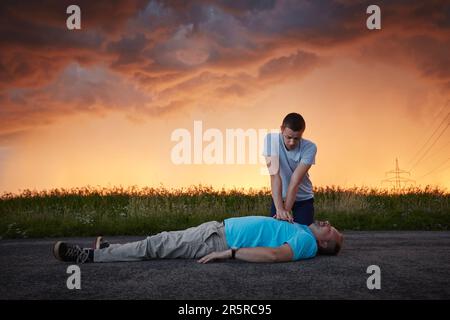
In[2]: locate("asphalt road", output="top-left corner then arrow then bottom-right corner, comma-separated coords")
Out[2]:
1,231 -> 449,300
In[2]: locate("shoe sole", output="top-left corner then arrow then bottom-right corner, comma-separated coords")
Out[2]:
53,241 -> 64,261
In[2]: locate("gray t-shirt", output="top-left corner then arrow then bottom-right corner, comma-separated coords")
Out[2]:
263,133 -> 317,201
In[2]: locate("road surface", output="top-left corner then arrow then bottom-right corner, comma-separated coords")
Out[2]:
1,231 -> 449,299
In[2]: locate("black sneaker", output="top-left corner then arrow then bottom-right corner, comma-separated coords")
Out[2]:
53,241 -> 93,263
94,236 -> 110,249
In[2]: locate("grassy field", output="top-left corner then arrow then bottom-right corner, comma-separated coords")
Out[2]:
0,185 -> 449,238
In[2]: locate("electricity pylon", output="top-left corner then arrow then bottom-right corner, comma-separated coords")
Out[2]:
382,158 -> 415,190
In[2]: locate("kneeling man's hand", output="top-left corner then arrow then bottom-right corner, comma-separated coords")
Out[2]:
197,250 -> 231,264
274,209 -> 294,223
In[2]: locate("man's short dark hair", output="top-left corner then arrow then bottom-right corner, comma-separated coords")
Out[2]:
317,240 -> 342,255
282,113 -> 305,132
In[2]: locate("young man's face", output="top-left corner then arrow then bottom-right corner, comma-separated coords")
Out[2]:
281,126 -> 303,150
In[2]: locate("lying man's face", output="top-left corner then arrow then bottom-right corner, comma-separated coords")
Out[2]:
313,220 -> 344,255
314,221 -> 336,240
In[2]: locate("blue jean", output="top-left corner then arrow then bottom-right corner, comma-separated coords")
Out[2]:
270,197 -> 315,225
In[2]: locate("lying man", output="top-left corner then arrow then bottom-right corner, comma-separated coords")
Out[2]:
53,216 -> 344,264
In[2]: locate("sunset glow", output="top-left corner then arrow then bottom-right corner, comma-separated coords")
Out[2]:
0,1 -> 449,193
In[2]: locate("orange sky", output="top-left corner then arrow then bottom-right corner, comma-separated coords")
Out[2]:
0,1 -> 449,193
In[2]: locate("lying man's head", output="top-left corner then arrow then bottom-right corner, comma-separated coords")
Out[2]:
309,220 -> 344,255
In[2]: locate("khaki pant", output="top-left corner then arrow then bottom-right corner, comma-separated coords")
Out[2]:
94,221 -> 229,262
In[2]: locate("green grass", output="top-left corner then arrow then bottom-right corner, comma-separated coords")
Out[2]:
0,185 -> 449,238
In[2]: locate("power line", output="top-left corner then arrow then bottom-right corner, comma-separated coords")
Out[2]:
409,119 -> 449,172
408,100 -> 449,165
408,105 -> 450,166
423,140 -> 450,164
418,158 -> 450,179
429,99 -> 450,129
408,111 -> 449,166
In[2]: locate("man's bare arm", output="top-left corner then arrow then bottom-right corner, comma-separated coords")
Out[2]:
284,163 -> 312,212
235,244 -> 293,262
197,244 -> 294,263
270,173 -> 284,212
266,156 -> 290,220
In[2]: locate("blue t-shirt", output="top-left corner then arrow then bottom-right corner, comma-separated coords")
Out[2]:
263,133 -> 317,201
224,216 -> 317,261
